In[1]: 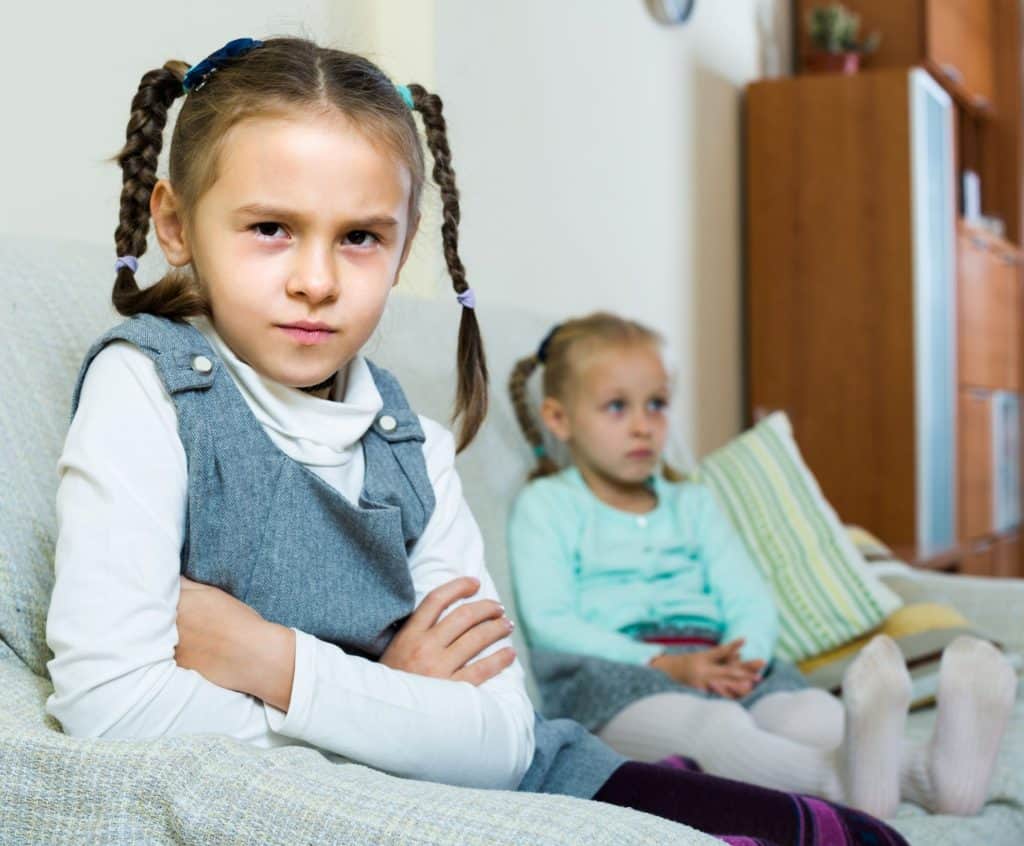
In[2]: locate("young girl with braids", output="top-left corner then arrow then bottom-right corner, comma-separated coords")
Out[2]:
44,37 -> 910,846
508,312 -> 1017,823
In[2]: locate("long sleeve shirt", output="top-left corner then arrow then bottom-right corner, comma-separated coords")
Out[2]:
46,317 -> 534,791
508,466 -> 778,666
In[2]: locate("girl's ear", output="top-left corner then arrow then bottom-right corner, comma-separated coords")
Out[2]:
540,396 -> 572,443
151,180 -> 192,267
393,213 -> 421,287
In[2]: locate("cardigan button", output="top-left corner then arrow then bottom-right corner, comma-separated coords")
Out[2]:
191,355 -> 213,374
378,414 -> 397,432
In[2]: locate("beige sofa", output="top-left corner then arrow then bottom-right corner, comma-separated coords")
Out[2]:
1,235 -> 1020,844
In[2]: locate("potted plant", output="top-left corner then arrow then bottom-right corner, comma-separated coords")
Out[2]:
805,3 -> 880,74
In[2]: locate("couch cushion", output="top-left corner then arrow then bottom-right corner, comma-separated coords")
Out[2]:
797,602 -> 998,709
368,292 -> 551,697
0,237 -> 120,675
694,412 -> 903,663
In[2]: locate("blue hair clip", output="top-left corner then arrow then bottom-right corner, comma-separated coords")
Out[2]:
183,37 -> 264,93
395,84 -> 415,109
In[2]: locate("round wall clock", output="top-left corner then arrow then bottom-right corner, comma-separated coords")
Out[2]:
645,0 -> 697,25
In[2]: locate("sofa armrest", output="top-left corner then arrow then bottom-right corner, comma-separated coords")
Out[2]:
871,562 -> 1024,654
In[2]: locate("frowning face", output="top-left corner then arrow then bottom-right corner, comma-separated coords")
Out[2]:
158,109 -> 414,388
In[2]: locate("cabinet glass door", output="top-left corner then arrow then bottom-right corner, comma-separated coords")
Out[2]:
910,68 -> 956,557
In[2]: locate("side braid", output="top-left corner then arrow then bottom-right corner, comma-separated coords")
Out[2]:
662,462 -> 686,482
407,83 -> 488,454
112,60 -> 205,319
508,354 -> 560,480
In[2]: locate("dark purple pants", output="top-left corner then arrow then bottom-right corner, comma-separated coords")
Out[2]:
594,760 -> 908,846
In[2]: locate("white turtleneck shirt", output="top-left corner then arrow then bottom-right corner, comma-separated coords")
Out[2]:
45,317 -> 535,790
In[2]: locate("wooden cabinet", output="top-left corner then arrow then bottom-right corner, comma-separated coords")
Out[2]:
966,533 -> 1022,578
956,224 -> 1022,571
963,540 -> 996,576
746,69 -> 956,563
796,1 -> 1024,246
774,3 -> 1024,578
795,0 -> 995,110
959,390 -> 993,540
925,0 -> 995,108
958,225 -> 1021,391
746,67 -> 1023,576
994,533 -> 1021,577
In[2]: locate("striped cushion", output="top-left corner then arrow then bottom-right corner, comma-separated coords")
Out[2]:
694,412 -> 903,662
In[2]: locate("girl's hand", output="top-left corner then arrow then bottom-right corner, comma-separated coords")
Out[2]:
704,639 -> 767,698
175,577 -> 295,711
381,577 -> 516,686
650,640 -> 765,699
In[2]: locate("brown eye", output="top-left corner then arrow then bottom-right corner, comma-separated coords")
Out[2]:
345,230 -> 380,247
253,222 -> 285,238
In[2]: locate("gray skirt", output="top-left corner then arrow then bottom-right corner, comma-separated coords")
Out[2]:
531,626 -> 809,732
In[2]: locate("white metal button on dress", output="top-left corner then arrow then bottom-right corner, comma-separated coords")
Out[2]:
191,355 -> 213,374
378,414 -> 397,432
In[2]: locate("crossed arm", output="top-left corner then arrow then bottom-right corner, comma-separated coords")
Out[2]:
175,574 -> 516,712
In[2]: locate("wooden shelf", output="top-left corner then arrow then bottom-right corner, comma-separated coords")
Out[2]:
962,531 -> 1022,578
958,218 -> 1024,259
794,1 -> 997,115
757,2 -> 1024,578
957,227 -> 1021,392
893,544 -> 965,573
924,60 -> 995,120
794,1 -> 1023,243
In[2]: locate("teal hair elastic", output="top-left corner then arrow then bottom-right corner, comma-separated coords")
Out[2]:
533,444 -> 547,458
395,84 -> 414,109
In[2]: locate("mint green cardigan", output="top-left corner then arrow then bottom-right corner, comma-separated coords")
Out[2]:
508,467 -> 779,666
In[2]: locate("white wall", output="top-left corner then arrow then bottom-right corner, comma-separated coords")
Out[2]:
0,1 -> 333,252
435,0 -> 790,456
1,0 -> 790,456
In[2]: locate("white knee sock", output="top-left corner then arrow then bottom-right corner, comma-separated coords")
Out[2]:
597,636 -> 912,818
899,636 -> 1017,815
749,689 -> 845,750
836,634 -> 912,819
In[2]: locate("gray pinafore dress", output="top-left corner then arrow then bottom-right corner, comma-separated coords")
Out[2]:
70,314 -> 622,799
532,630 -> 808,732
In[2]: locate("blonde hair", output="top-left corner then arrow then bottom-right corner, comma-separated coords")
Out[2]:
111,37 -> 486,451
507,311 -> 684,481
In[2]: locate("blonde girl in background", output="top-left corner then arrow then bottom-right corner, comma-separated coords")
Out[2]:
45,38 -> 910,846
508,312 -> 1017,819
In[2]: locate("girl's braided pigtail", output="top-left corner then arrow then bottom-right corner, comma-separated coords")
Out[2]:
112,60 -> 204,319
508,354 -> 559,480
407,83 -> 487,454
662,462 -> 686,482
